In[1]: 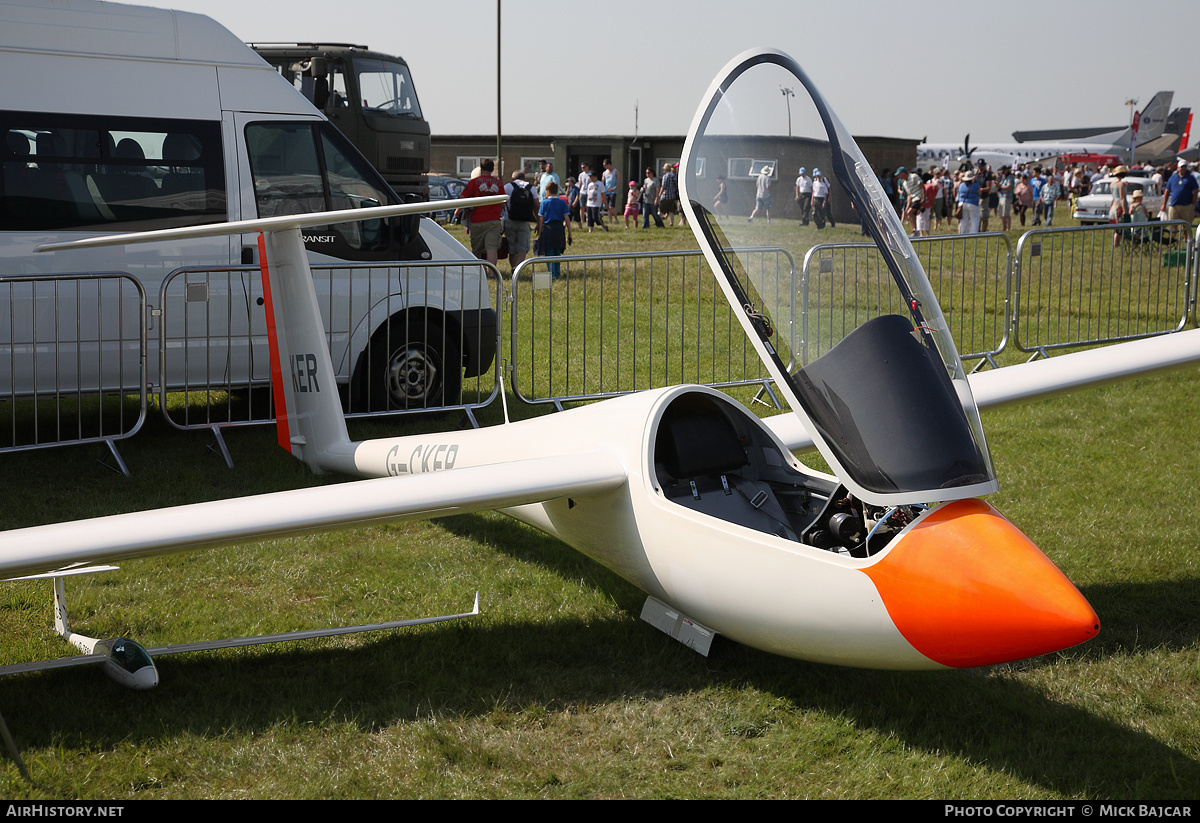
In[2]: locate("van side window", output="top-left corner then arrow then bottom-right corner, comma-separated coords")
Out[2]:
246,121 -> 405,257
0,112 -> 225,231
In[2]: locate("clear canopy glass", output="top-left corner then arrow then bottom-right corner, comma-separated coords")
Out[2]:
681,49 -> 996,506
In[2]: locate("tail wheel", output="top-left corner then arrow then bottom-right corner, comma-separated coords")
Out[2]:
357,317 -> 462,411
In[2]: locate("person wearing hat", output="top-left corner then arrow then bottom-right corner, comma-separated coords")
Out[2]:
1121,189 -> 1155,245
811,168 -> 834,229
794,166 -> 813,225
1128,189 -> 1150,221
748,163 -> 773,223
1163,159 -> 1198,234
1108,165 -> 1133,248
956,169 -> 981,235
625,179 -> 643,228
1109,165 -> 1131,218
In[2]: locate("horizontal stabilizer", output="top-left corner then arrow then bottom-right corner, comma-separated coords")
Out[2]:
3,565 -> 119,582
0,595 -> 481,679
147,592 -> 480,657
34,196 -> 508,253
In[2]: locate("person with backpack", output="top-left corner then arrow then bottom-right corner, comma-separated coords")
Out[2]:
503,170 -> 539,269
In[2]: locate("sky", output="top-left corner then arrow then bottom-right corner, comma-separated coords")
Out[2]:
116,0 -> 1200,147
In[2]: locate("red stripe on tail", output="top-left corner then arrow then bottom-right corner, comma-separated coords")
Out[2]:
258,233 -> 292,453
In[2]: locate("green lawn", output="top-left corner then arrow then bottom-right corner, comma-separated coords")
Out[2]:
0,213 -> 1197,799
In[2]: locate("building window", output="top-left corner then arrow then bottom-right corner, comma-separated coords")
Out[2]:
655,157 -> 681,176
728,158 -> 777,179
521,156 -> 550,175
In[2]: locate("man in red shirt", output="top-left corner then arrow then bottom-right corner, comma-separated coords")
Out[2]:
459,159 -> 505,263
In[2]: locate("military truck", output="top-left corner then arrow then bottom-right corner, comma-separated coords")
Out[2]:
251,43 -> 432,201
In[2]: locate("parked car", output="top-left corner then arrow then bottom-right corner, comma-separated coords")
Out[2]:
429,175 -> 467,223
1073,176 -> 1163,224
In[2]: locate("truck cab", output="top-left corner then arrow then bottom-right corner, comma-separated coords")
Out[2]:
251,44 -> 432,202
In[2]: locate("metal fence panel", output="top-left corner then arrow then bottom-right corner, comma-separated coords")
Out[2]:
509,249 -> 791,406
158,261 -> 503,433
799,233 -> 1012,368
0,273 -> 146,455
1,224 -> 1193,464
1013,221 -> 1192,356
1191,223 -> 1200,325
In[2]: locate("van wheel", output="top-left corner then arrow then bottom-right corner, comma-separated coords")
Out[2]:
356,318 -> 461,411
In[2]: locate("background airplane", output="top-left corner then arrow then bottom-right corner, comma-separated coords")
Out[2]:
917,91 -> 1175,167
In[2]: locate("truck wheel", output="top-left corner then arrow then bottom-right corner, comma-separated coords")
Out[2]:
357,318 -> 461,411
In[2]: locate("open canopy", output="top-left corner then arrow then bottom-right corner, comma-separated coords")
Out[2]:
681,49 -> 996,506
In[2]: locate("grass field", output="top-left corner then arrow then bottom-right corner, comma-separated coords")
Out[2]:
0,213 -> 1198,799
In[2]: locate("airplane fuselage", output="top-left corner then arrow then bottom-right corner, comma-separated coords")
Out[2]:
916,140 -> 1117,168
335,384 -> 1098,669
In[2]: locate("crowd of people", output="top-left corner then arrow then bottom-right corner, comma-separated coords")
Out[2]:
454,158 -> 694,278
452,154 -> 1199,273
879,157 -> 1198,238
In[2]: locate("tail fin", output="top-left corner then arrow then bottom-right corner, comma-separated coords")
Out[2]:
1110,91 -> 1174,150
258,228 -> 352,473
1137,91 -> 1173,142
32,196 -> 505,475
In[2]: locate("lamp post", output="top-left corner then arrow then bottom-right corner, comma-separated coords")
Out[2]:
780,86 -> 794,137
1125,97 -> 1138,165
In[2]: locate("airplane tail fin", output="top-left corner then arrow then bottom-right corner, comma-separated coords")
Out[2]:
33,196 -> 506,475
1137,91 -> 1173,142
258,228 -> 352,473
1110,91 -> 1174,150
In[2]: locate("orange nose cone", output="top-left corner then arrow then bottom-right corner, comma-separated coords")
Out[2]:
863,499 -> 1100,668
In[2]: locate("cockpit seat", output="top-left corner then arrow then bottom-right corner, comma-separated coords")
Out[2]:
656,396 -> 798,541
